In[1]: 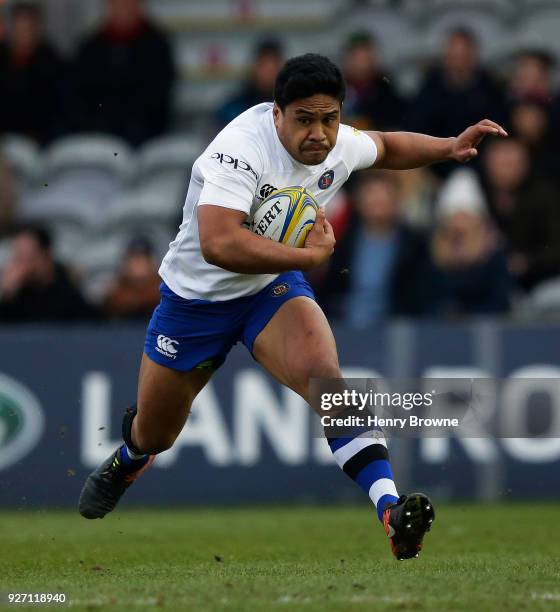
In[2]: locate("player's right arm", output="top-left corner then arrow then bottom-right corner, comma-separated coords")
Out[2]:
198,205 -> 334,274
196,130 -> 334,274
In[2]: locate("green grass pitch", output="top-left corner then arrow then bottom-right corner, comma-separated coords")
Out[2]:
1,503 -> 559,611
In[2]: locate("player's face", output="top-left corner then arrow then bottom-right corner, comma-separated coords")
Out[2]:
273,95 -> 341,165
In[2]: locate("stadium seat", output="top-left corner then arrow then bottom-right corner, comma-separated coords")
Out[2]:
43,134 -> 134,182
401,0 -> 517,25
0,238 -> 11,273
526,277 -> 560,315
513,7 -> 560,55
362,0 -> 392,6
334,7 -> 414,66
50,221 -> 90,264
257,0 -> 341,19
76,216 -> 173,304
19,168 -> 124,225
147,0 -> 340,22
74,233 -> 130,303
102,189 -> 180,227
74,233 -> 126,273
134,136 -> 201,220
409,8 -> 509,61
20,135 -> 135,240
414,0 -> 513,16
0,135 -> 42,189
96,190 -> 177,263
136,135 -> 203,180
147,0 -> 240,21
521,0 -> 560,10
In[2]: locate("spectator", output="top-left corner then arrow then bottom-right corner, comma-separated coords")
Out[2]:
407,27 -> 504,177
317,171 -> 428,326
482,139 -> 560,291
419,169 -> 511,316
0,224 -> 95,322
0,10 -> 5,42
216,39 -> 283,128
508,99 -> 558,179
71,0 -> 175,147
103,237 -> 160,320
341,31 -> 404,131
0,1 -> 65,145
394,168 -> 439,230
0,155 -> 15,237
506,51 -> 559,179
508,49 -> 555,104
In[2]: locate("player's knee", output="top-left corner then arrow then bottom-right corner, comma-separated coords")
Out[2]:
298,355 -> 341,386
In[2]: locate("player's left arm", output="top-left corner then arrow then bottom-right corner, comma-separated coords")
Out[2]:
365,119 -> 508,170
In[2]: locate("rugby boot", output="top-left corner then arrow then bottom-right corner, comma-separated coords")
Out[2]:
383,492 -> 435,560
78,446 -> 154,519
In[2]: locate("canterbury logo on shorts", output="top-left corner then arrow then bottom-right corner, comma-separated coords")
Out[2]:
156,335 -> 179,359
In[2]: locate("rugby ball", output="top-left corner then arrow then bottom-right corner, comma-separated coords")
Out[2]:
250,186 -> 319,248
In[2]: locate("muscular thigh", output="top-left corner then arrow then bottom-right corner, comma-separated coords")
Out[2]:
252,296 -> 341,404
135,353 -> 212,449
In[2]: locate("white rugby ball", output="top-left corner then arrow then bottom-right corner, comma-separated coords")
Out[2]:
250,186 -> 319,248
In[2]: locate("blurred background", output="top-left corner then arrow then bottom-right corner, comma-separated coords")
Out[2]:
1,0 -> 560,508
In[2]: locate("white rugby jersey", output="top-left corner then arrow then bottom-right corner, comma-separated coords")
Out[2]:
159,103 -> 377,301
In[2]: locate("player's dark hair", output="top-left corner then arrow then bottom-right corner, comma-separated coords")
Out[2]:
274,53 -> 345,111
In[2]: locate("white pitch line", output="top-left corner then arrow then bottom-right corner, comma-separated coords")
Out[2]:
531,592 -> 560,601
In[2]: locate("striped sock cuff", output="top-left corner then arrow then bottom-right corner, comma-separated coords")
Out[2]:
329,432 -> 388,465
119,444 -> 149,470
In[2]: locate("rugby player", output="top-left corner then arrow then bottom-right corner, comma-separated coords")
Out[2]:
79,54 -> 507,560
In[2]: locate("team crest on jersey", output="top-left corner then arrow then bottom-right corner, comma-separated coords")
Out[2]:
318,169 -> 334,190
270,282 -> 290,297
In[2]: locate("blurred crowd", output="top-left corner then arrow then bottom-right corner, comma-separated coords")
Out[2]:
1,0 -> 560,325
0,0 -> 175,146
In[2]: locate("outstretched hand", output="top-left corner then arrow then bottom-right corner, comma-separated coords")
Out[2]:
452,119 -> 508,163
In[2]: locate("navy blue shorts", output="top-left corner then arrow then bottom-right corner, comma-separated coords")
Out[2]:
144,271 -> 315,372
